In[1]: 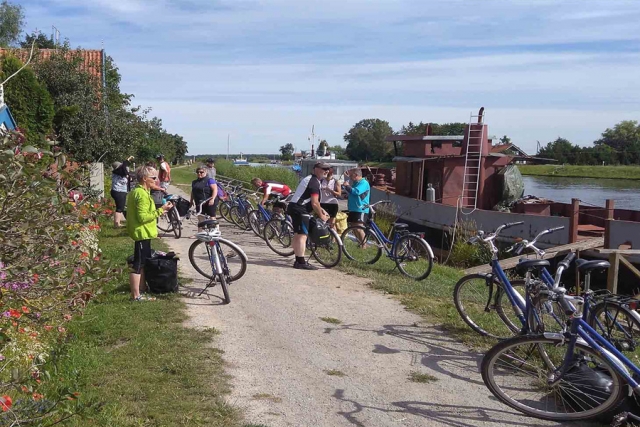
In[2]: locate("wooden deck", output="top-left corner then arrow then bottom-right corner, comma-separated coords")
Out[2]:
463,237 -> 605,275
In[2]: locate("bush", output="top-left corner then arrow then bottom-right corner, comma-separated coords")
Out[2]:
0,131 -> 112,424
447,219 -> 492,268
214,160 -> 300,189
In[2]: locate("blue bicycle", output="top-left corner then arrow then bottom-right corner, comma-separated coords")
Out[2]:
340,201 -> 434,281
481,260 -> 640,421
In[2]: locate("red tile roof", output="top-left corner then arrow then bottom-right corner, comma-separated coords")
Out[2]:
0,48 -> 104,82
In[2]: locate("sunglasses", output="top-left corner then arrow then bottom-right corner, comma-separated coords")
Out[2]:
148,176 -> 158,180
197,171 -> 206,174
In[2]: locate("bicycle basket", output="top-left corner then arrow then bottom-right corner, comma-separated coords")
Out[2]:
175,197 -> 191,217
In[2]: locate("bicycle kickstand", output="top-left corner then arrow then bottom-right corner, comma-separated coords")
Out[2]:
198,276 -> 218,296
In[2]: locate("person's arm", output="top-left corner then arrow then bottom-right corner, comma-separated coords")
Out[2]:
208,180 -> 218,205
135,191 -> 164,224
150,181 -> 166,193
308,179 -> 329,221
114,160 -> 129,177
189,186 -> 194,206
332,180 -> 341,197
260,186 -> 269,206
349,180 -> 367,196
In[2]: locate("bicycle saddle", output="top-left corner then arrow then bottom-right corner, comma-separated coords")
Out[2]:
575,259 -> 610,273
393,223 -> 409,230
516,259 -> 550,273
198,219 -> 219,229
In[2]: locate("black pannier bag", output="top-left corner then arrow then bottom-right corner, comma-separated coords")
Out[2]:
144,253 -> 179,293
175,197 -> 191,217
309,217 -> 331,246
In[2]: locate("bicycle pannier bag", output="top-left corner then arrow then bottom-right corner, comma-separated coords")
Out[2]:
150,189 -> 164,207
175,197 -> 191,217
144,254 -> 179,293
309,218 -> 331,246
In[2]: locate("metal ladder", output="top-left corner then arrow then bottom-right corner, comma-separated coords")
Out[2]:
461,111 -> 485,209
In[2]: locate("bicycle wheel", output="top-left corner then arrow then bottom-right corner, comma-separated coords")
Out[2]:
481,334 -> 626,421
589,301 -> 640,355
454,274 -> 525,339
218,273 -> 230,304
393,235 -> 433,280
188,239 -> 247,282
218,202 -> 232,223
248,210 -> 266,239
310,229 -> 342,268
169,208 -> 182,239
229,206 -> 248,230
341,225 -> 383,264
264,218 -> 295,257
156,212 -> 174,233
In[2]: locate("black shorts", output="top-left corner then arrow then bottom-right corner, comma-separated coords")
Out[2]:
132,239 -> 152,274
320,203 -> 339,218
111,190 -> 127,213
347,211 -> 368,224
287,203 -> 311,235
195,198 -> 219,217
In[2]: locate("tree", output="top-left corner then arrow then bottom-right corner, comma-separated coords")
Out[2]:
538,137 -> 577,164
0,54 -> 54,143
329,144 -> 347,160
280,143 -> 294,160
0,0 -> 24,47
318,139 -> 328,156
21,31 -> 56,49
499,135 -> 511,144
344,119 -> 393,161
399,121 -> 466,136
594,120 -> 640,164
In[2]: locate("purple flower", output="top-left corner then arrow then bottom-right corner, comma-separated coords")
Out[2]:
1,312 -> 10,318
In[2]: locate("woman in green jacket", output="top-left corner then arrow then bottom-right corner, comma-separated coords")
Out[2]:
126,165 -> 174,300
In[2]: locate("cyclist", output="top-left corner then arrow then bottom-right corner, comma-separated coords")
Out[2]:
251,178 -> 291,212
204,157 -> 217,179
343,168 -> 370,244
190,167 -> 219,233
286,162 -> 330,270
156,154 -> 171,190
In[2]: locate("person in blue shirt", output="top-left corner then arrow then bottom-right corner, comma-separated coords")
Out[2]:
343,168 -> 370,225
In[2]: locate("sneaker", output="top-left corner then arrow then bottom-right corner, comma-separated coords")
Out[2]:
132,294 -> 157,301
293,261 -> 318,270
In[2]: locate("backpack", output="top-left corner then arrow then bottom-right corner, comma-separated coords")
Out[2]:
309,217 -> 331,246
144,253 -> 179,293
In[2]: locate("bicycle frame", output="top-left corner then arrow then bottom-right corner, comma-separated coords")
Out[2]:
367,219 -> 401,258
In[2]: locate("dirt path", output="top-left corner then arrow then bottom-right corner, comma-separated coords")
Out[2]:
164,184 -> 570,427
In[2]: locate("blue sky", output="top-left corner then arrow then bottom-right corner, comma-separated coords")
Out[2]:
19,0 -> 640,155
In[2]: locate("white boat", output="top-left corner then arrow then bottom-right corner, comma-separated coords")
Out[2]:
233,153 -> 249,166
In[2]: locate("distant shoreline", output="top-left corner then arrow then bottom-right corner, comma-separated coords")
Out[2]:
518,164 -> 640,181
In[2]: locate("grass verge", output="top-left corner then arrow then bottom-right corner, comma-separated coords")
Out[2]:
518,164 -> 640,180
48,222 -> 241,426
408,371 -> 438,383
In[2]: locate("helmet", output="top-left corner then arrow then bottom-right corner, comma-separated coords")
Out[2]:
156,154 -> 164,159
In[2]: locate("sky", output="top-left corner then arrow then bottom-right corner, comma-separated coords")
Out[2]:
18,0 -> 640,156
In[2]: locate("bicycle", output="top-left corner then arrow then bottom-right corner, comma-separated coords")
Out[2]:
188,219 -> 248,304
248,196 -> 288,239
340,201 -> 434,281
263,211 -> 343,268
480,260 -> 640,422
156,193 -> 184,239
229,191 -> 257,231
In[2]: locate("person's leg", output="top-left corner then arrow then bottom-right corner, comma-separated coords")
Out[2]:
129,241 -> 143,299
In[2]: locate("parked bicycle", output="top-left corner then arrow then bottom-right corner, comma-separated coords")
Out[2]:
188,218 -> 248,304
340,201 -> 434,281
156,193 -> 185,239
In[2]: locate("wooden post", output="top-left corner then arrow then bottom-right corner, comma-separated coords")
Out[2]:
604,199 -> 614,249
569,198 -> 580,243
607,252 -> 620,294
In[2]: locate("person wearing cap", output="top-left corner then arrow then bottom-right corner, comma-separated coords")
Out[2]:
286,162 -> 330,270
156,154 -> 171,190
204,158 -> 217,179
111,156 -> 134,227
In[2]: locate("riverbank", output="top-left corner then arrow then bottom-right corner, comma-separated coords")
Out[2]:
519,164 -> 640,180
54,223 -> 242,426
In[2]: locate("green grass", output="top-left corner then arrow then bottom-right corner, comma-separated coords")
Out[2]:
324,369 -> 346,377
47,222 -> 241,426
320,317 -> 342,324
408,371 -> 439,383
518,164 -> 640,180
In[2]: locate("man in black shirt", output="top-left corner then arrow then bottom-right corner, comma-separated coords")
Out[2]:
287,162 -> 331,270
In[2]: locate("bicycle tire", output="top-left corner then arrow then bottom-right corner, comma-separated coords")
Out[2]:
219,273 -> 230,304
229,206 -> 248,230
393,234 -> 433,280
310,229 -> 342,268
156,213 -> 174,233
169,208 -> 182,239
188,239 -> 247,282
218,202 -> 232,223
248,210 -> 266,239
481,334 -> 626,421
264,218 -> 295,257
589,301 -> 640,354
341,225 -> 383,264
453,274 -> 525,339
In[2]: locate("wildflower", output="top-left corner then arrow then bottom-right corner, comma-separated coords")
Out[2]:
63,314 -> 72,321
32,274 -> 39,283
57,327 -> 66,333
9,309 -> 21,319
32,393 -> 43,400
0,395 -> 12,412
21,306 -> 29,314
75,268 -> 86,275
80,252 -> 88,259
0,354 -> 5,361
44,325 -> 53,331
71,241 -> 78,246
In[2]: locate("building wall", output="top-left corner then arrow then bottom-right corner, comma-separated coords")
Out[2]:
608,220 -> 640,263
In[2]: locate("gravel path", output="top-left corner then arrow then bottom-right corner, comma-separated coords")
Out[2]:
164,184 -> 573,427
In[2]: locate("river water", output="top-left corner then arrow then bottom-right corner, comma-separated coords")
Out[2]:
522,175 -> 640,210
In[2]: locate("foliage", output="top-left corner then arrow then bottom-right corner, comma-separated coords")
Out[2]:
399,121 -> 466,136
344,119 -> 394,161
499,135 -> 511,144
0,54 -> 55,143
0,1 -> 24,48
595,120 -> 640,164
20,33 -> 56,49
279,143 -> 294,161
447,220 -> 491,269
518,164 -> 640,180
173,161 -> 300,190
0,130 -> 113,425
328,144 -> 348,160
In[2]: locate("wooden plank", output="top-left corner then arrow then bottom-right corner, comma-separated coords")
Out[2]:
463,237 -> 604,275
619,255 -> 640,280
595,249 -> 640,255
607,253 -> 620,294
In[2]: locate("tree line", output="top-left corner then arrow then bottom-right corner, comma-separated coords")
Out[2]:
0,1 -> 188,165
